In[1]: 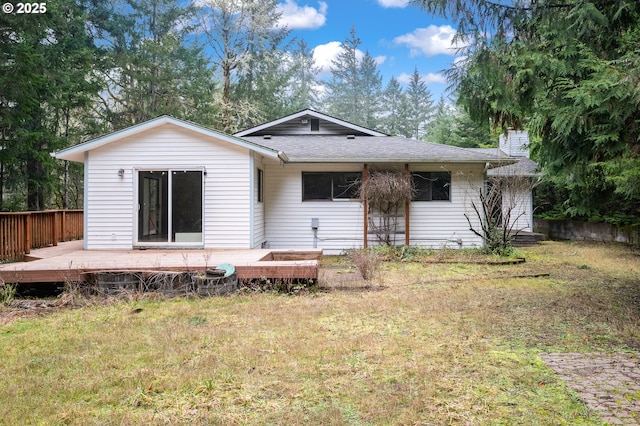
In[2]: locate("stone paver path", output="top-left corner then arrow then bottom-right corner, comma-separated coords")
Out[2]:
540,352 -> 640,425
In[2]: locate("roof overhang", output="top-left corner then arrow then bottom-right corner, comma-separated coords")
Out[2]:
53,115 -> 283,163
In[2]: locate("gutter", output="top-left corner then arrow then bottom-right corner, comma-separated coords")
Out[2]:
277,151 -> 289,163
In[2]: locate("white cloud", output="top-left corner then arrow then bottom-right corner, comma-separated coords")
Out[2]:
394,25 -> 465,57
312,41 -> 366,77
374,55 -> 387,66
397,72 -> 447,85
377,0 -> 409,8
276,0 -> 328,30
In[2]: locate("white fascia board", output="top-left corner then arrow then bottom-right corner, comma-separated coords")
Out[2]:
282,158 -> 517,166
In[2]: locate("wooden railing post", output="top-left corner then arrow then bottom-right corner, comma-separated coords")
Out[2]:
61,210 -> 67,242
53,211 -> 59,246
25,213 -> 32,255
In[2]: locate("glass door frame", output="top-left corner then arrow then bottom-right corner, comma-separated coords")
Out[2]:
133,167 -> 205,248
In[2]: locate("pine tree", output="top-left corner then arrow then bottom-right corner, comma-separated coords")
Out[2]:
287,38 -> 321,111
95,0 -> 216,130
380,77 -> 409,136
405,67 -> 434,139
324,26 -> 363,124
0,0 -> 100,210
358,51 -> 383,129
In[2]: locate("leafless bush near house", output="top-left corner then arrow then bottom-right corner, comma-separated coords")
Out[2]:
346,248 -> 382,281
464,174 -> 539,255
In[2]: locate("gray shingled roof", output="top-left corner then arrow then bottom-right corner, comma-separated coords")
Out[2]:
243,135 -> 516,167
469,148 -> 539,177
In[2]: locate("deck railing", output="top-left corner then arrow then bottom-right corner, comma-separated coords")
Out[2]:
0,210 -> 83,263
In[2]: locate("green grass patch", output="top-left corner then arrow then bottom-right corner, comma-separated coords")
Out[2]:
0,241 -> 637,424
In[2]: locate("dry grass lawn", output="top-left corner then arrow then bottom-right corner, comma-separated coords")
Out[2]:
0,240 -> 638,425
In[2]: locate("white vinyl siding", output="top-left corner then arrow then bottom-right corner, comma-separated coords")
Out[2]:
264,162 -> 365,252
502,186 -> 533,232
409,165 -> 485,249
84,124 -> 252,249
253,153 -> 266,248
263,162 -> 487,252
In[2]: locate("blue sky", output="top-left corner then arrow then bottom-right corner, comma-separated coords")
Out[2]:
275,0 -> 463,101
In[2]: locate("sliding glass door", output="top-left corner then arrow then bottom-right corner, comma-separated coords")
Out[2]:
137,170 -> 203,244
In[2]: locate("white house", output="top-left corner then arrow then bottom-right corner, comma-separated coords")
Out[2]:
53,109 -> 519,253
471,130 -> 539,233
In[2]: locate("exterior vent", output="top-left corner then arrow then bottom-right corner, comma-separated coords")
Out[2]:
346,134 -> 355,139
263,135 -> 271,140
301,119 -> 309,124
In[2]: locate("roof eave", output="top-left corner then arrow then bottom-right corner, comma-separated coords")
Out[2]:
52,115 -> 282,163
282,158 -> 518,165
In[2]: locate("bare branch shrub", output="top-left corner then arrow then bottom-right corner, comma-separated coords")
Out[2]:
358,171 -> 415,245
464,174 -> 538,255
346,248 -> 382,281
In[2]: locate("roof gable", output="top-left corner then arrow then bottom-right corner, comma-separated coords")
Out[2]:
54,115 -> 283,163
234,109 -> 387,137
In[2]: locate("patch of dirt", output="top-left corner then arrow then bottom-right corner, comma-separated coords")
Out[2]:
0,300 -> 63,325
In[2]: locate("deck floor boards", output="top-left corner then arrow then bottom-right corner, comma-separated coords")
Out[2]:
0,241 -> 320,284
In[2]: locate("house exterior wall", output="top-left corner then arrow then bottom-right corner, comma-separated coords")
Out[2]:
409,165 -> 486,249
263,162 -> 364,252
502,186 -> 534,232
263,162 -> 486,253
84,124 -> 252,250
499,130 -> 529,158
252,153 -> 266,248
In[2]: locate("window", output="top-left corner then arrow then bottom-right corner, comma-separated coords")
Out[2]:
257,168 -> 264,202
302,172 -> 361,201
412,172 -> 451,201
310,118 -> 320,131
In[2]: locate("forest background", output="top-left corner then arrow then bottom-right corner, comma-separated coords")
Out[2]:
1,0 -> 638,227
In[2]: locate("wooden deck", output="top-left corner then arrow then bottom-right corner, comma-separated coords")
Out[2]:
0,241 -> 321,284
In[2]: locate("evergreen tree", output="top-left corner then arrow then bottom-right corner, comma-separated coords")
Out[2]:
95,0 -> 217,130
234,10 -> 293,127
200,0 -> 289,132
423,96 -> 456,144
405,67 -> 434,139
0,0 -> 99,210
413,0 -> 640,224
287,38 -> 321,111
324,26 -> 363,124
379,77 -> 410,136
358,51 -> 383,129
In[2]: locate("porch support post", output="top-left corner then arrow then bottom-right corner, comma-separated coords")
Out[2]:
363,163 -> 368,249
405,163 -> 410,246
